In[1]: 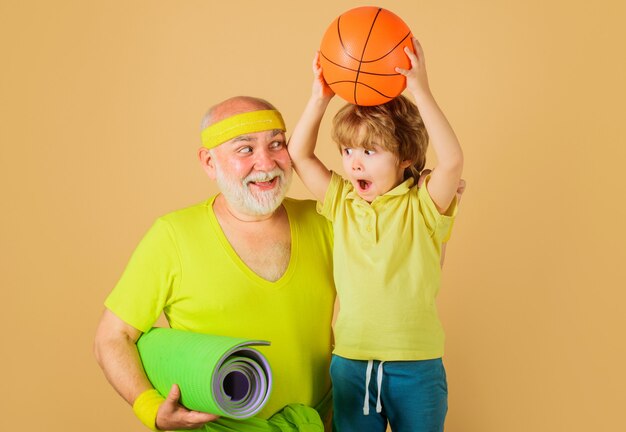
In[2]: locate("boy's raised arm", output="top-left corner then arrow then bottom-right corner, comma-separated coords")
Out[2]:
397,38 -> 464,214
288,53 -> 334,203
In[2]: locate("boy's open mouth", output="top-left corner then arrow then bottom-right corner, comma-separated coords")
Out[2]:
357,179 -> 371,191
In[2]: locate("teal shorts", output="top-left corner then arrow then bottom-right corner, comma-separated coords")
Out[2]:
330,355 -> 448,432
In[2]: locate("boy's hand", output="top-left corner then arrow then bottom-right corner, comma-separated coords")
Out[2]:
312,51 -> 335,101
395,37 -> 430,98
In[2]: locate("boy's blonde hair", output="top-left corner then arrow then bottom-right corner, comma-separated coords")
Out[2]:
331,95 -> 428,182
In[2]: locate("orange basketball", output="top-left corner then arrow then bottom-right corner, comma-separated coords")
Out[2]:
320,6 -> 414,106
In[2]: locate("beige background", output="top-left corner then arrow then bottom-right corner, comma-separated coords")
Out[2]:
1,0 -> 624,430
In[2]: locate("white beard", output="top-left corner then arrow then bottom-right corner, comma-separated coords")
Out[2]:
214,163 -> 293,216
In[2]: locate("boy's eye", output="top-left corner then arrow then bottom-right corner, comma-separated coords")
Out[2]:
343,148 -> 353,155
364,149 -> 376,156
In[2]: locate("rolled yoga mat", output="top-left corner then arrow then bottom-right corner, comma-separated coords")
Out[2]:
137,327 -> 272,419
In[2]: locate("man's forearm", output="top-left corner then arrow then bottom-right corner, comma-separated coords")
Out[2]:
94,309 -> 153,404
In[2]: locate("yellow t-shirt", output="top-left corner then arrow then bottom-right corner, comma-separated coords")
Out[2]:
319,172 -> 457,361
105,197 -> 335,422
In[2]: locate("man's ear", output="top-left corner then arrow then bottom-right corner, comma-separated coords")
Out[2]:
198,147 -> 217,180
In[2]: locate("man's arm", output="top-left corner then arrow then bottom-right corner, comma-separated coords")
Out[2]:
94,309 -> 151,403
94,309 -> 218,430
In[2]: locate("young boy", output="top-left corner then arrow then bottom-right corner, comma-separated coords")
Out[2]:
288,38 -> 463,432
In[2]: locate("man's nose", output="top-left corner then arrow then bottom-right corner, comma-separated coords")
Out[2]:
254,147 -> 277,170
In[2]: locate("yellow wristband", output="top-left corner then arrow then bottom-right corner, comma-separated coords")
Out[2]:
132,389 -> 166,431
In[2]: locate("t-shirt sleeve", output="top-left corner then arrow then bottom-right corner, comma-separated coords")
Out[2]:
104,218 -> 181,332
418,174 -> 458,243
316,171 -> 344,222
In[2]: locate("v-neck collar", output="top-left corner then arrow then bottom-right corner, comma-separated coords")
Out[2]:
205,195 -> 297,288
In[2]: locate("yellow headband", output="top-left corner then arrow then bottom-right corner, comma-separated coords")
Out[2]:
201,109 -> 286,149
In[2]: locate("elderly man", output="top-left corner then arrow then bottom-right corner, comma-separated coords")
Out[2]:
94,96 -> 335,431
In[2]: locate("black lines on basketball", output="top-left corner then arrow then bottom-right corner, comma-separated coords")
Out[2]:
319,6 -> 414,105
319,52 -> 401,80
352,8 -> 382,105
363,31 -> 412,63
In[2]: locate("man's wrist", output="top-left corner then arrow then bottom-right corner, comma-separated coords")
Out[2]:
132,388 -> 165,431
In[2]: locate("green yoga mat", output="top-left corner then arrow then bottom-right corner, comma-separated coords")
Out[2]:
137,327 -> 272,419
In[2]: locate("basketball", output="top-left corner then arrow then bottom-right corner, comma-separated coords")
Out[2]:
319,6 -> 414,106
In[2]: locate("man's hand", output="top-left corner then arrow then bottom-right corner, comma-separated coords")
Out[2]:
155,384 -> 219,430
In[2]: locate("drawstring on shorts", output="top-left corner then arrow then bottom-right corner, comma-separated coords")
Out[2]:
363,360 -> 385,415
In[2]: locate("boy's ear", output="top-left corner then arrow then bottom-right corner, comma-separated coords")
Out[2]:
399,159 -> 413,169
198,147 -> 217,180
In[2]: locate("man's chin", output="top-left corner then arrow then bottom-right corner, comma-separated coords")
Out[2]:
216,168 -> 292,216
246,190 -> 285,215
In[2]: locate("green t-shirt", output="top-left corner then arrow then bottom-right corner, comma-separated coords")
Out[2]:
105,196 -> 335,422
